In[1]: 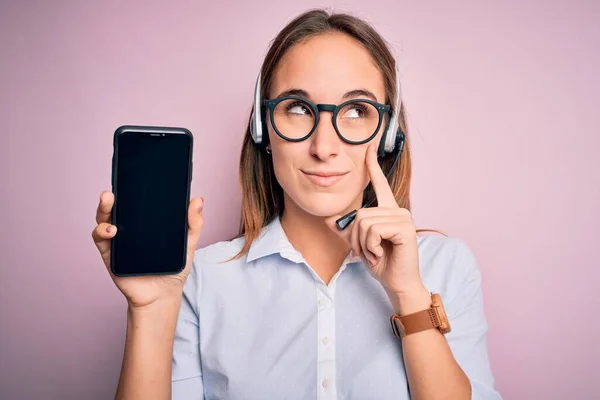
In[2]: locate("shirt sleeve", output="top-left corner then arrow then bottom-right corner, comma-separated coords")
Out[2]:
445,239 -> 502,400
172,254 -> 205,400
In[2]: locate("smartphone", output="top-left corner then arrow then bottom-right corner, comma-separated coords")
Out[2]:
110,125 -> 193,276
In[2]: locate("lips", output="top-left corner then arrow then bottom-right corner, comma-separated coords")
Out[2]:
301,170 -> 349,187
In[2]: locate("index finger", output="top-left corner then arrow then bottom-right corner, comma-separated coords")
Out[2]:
95,191 -> 114,224
365,144 -> 397,208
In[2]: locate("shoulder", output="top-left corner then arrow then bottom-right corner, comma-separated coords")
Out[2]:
192,235 -> 247,268
417,234 -> 483,298
182,235 -> 248,299
417,235 -> 478,270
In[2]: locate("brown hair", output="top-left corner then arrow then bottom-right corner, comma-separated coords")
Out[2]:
231,9 -> 442,259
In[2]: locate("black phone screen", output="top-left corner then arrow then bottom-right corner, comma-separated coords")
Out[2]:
111,129 -> 192,276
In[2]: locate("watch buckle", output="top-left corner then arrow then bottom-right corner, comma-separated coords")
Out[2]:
390,315 -> 405,338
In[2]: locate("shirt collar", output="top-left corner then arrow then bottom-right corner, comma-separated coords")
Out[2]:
246,216 -> 289,263
245,216 -> 363,266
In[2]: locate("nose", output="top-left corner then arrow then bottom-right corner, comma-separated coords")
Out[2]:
309,112 -> 340,160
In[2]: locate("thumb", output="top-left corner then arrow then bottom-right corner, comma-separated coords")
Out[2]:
187,197 -> 205,253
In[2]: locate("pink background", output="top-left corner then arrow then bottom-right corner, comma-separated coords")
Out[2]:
1,1 -> 598,399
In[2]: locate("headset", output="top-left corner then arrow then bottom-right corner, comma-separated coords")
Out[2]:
249,63 -> 406,231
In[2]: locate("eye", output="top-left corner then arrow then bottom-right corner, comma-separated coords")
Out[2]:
341,103 -> 368,119
286,101 -> 311,116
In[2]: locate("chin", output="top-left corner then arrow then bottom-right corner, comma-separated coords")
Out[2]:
290,190 -> 359,218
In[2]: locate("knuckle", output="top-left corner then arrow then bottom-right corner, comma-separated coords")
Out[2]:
358,219 -> 369,234
355,208 -> 366,221
369,223 -> 380,235
397,208 -> 412,220
91,226 -> 103,242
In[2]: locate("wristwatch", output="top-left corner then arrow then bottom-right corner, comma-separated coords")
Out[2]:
390,293 -> 451,339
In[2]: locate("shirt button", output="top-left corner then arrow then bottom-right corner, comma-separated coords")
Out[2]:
321,337 -> 330,346
322,378 -> 329,389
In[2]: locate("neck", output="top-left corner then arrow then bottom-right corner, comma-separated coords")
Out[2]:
280,193 -> 362,284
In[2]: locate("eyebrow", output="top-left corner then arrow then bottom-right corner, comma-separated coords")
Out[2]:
275,88 -> 379,102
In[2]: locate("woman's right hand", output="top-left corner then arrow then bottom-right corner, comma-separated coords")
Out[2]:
91,191 -> 205,310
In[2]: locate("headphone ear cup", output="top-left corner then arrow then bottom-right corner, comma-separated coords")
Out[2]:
377,129 -> 388,158
381,63 -> 402,155
378,112 -> 397,157
250,112 -> 259,144
396,130 -> 405,153
250,72 -> 264,146
260,107 -> 269,149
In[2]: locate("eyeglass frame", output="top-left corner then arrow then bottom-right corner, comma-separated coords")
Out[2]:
262,95 -> 392,145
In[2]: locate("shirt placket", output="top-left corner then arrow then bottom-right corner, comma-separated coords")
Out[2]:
317,282 -> 337,400
282,243 -> 353,400
316,260 -> 351,400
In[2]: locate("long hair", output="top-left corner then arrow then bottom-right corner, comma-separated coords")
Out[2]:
231,9 -> 435,260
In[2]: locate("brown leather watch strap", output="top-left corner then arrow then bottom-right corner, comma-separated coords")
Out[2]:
403,308 -> 439,335
391,308 -> 440,338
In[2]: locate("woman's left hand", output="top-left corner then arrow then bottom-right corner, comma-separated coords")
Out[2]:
327,144 -> 425,299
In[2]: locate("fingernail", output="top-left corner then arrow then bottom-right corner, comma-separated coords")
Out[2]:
106,225 -> 112,233
199,197 -> 204,212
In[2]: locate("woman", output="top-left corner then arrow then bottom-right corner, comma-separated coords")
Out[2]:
92,9 -> 500,400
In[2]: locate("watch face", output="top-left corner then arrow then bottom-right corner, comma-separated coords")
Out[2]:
432,294 -> 451,334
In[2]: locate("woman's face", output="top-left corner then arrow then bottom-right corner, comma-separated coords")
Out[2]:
267,32 -> 387,218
